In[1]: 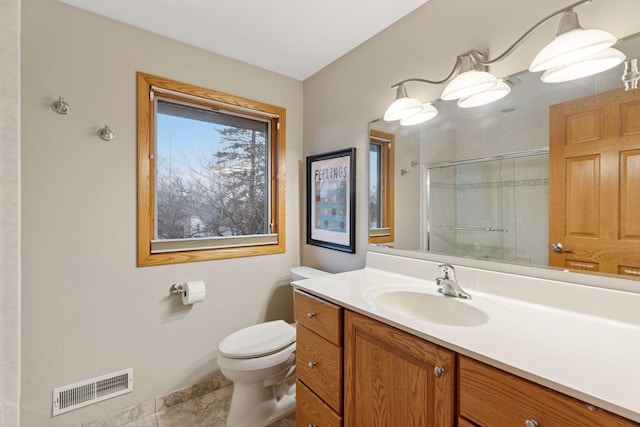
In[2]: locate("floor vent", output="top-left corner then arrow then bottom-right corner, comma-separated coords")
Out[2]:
52,368 -> 133,416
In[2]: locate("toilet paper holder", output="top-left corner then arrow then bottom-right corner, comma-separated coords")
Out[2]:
169,281 -> 206,305
169,283 -> 186,296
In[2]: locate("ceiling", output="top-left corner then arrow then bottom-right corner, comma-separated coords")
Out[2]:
58,0 -> 429,81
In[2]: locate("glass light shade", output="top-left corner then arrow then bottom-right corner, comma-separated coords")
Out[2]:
541,48 -> 625,83
399,103 -> 438,126
529,28 -> 617,72
457,79 -> 511,108
441,70 -> 498,101
383,84 -> 423,121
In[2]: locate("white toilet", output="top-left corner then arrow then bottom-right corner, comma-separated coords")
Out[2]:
217,266 -> 330,427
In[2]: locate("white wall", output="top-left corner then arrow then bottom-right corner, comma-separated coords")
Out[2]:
302,0 -> 640,271
0,0 -> 21,424
392,131 -> 420,250
20,0 -> 302,425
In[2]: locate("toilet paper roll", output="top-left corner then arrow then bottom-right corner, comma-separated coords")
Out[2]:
181,281 -> 206,305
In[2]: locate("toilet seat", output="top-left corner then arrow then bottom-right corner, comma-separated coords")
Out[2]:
219,320 -> 296,359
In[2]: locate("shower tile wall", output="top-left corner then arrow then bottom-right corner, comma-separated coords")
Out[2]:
428,166 -> 456,255
513,156 -> 548,265
500,160 -> 517,262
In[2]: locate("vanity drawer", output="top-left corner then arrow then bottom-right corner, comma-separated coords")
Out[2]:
294,290 -> 342,346
296,379 -> 342,427
459,356 -> 638,427
296,324 -> 343,413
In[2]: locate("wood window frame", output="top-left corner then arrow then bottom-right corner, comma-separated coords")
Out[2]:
136,72 -> 286,266
369,129 -> 395,244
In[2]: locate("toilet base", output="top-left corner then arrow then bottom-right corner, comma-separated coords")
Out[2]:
226,379 -> 296,427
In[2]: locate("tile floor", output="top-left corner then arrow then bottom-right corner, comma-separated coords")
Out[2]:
122,385 -> 296,427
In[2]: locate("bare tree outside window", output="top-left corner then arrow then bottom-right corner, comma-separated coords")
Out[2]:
156,165 -> 191,239
155,99 -> 268,241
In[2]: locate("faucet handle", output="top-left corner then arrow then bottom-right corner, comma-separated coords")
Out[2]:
437,263 -> 455,280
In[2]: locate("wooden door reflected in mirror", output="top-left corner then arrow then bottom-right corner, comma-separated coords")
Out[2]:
549,87 -> 640,278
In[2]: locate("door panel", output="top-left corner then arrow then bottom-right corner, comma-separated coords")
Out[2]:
620,150 -> 640,240
565,155 -> 600,237
621,101 -> 640,136
566,110 -> 601,144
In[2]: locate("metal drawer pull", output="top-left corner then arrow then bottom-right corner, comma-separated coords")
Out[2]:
306,312 -> 316,318
307,361 -> 317,368
525,420 -> 539,427
308,424 -> 317,427
434,366 -> 445,378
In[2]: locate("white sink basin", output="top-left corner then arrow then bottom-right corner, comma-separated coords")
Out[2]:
366,286 -> 489,327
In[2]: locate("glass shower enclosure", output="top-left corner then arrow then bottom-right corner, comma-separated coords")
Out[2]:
426,150 -> 549,265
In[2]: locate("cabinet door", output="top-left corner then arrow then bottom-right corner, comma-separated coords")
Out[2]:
344,310 -> 455,426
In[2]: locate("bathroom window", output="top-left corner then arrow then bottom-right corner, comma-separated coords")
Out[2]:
369,129 -> 394,244
137,73 -> 286,266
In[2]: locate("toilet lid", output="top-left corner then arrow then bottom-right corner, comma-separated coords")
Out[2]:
219,320 -> 296,359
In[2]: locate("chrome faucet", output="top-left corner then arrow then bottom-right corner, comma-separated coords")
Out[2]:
436,263 -> 471,299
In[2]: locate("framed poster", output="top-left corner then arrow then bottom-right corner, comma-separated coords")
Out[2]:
306,148 -> 356,253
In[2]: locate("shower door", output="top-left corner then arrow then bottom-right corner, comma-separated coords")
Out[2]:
427,152 -> 548,265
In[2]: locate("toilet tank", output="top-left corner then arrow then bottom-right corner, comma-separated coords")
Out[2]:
290,266 -> 331,281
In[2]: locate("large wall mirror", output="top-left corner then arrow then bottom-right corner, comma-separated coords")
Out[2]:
369,32 -> 640,280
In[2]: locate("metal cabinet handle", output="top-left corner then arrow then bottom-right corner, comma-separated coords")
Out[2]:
307,361 -> 317,368
308,424 -> 317,427
434,366 -> 445,378
552,242 -> 572,253
306,312 -> 316,318
525,419 -> 539,427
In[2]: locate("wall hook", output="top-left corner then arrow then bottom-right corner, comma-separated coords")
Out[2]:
51,96 -> 70,115
97,125 -> 114,141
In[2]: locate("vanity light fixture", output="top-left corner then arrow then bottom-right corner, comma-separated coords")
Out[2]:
528,10 -> 617,73
458,79 -> 512,109
541,47 -> 626,83
441,54 -> 498,101
383,57 -> 461,124
400,103 -> 438,126
384,0 -> 624,125
383,83 -> 423,121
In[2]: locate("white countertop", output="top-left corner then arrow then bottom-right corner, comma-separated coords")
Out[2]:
292,255 -> 640,423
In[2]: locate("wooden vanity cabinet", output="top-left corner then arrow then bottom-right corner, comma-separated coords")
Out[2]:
294,289 -> 639,427
458,356 -> 639,427
294,290 -> 343,426
344,310 -> 456,426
